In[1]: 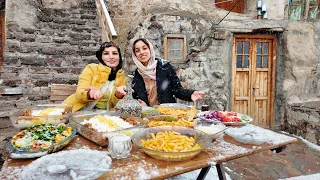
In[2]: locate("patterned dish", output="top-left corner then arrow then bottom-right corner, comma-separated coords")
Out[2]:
10,104 -> 72,129
8,123 -> 76,159
198,110 -> 253,126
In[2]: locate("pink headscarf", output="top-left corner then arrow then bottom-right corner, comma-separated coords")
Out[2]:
132,39 -> 157,80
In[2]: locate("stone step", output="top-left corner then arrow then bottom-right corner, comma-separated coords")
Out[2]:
78,1 -> 96,9
4,52 -> 97,67
7,30 -> 101,45
1,65 -> 84,76
5,40 -> 100,56
39,8 -> 97,19
0,73 -> 78,88
0,86 -> 27,95
19,26 -> 100,37
36,21 -> 99,32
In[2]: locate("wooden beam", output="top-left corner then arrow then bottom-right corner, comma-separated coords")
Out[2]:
99,0 -> 117,39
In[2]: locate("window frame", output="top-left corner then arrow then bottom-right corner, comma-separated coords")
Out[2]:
163,34 -> 187,63
289,0 -> 320,20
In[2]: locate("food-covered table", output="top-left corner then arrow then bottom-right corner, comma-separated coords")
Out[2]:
1,125 -> 297,180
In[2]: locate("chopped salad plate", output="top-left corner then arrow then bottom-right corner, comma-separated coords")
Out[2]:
8,123 -> 76,159
198,110 -> 253,126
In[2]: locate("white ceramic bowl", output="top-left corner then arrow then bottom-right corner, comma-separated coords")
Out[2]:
194,119 -> 227,139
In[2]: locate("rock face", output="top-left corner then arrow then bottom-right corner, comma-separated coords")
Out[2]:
1,0 -> 101,117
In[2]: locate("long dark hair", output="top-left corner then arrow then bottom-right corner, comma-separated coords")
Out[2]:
96,41 -> 123,81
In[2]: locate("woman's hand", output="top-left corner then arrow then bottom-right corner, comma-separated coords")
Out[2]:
191,91 -> 205,102
85,86 -> 103,100
138,99 -> 147,106
115,86 -> 127,99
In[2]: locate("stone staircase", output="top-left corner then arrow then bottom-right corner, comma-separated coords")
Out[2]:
0,1 -> 102,117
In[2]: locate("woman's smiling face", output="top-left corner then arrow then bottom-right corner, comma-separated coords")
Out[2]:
102,46 -> 120,69
134,40 -> 151,66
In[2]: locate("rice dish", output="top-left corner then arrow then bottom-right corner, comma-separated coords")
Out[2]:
80,115 -> 134,133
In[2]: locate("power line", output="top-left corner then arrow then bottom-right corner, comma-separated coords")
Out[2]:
214,0 -> 241,26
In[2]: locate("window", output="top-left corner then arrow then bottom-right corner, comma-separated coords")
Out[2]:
289,0 -> 319,20
215,0 -> 245,14
164,34 -> 187,63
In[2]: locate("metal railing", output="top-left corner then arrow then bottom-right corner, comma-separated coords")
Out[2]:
95,0 -> 117,42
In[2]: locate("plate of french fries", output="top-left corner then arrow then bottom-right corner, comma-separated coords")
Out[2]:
147,115 -> 195,128
131,126 -> 212,161
157,104 -> 198,119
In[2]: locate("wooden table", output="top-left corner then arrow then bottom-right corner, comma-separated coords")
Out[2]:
1,126 -> 297,180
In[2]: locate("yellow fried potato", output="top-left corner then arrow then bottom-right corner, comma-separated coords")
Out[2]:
140,131 -> 201,152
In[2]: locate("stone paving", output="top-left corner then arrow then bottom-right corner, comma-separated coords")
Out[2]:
224,138 -> 320,180
1,117 -> 320,179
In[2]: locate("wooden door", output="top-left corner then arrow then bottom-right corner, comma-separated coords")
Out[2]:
232,35 -> 276,128
289,0 -> 320,20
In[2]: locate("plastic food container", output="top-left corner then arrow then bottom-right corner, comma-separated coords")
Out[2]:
131,126 -> 212,161
225,127 -> 269,145
69,111 -> 148,147
194,119 -> 227,139
8,124 -> 76,159
10,104 -> 72,129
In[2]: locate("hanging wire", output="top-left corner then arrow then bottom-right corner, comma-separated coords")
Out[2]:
109,0 -> 234,19
214,0 -> 241,26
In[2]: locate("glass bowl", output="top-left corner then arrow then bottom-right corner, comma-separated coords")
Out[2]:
141,106 -> 160,118
8,124 -> 76,159
10,104 -> 72,129
194,119 -> 228,139
69,111 -> 148,147
131,126 -> 212,161
147,115 -> 195,128
157,103 -> 197,119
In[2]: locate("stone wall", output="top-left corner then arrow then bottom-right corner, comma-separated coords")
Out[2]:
0,0 -> 101,117
107,0 -> 320,144
123,13 -> 233,111
283,101 -> 320,145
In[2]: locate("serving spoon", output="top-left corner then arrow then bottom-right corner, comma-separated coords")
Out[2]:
47,164 -> 110,174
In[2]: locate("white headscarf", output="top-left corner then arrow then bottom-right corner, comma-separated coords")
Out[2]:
132,39 -> 157,80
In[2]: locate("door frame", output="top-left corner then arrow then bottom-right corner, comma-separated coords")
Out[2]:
232,34 -> 276,128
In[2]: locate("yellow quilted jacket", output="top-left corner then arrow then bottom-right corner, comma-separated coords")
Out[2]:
63,63 -> 126,112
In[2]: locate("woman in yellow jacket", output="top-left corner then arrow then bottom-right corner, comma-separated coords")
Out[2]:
63,41 -> 126,112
